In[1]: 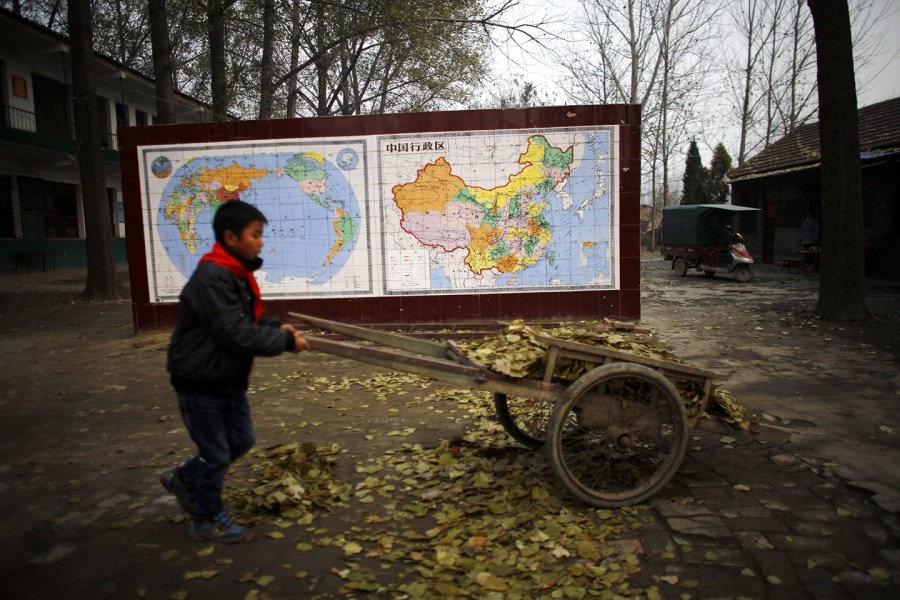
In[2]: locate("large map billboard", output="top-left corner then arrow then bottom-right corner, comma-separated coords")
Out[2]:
139,126 -> 618,303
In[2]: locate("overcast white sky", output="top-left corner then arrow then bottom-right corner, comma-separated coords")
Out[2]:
490,0 -> 900,161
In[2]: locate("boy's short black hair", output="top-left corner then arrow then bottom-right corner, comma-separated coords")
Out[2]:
213,200 -> 268,243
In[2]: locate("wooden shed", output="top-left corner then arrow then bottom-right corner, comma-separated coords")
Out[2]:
728,97 -> 900,276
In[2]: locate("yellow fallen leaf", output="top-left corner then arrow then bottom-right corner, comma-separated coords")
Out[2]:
578,539 -> 600,559
196,546 -> 215,557
734,484 -> 750,491
343,541 -> 363,556
868,567 -> 889,580
160,549 -> 179,562
807,557 -> 826,569
267,531 -> 285,539
183,569 -> 219,581
475,572 -> 509,592
255,574 -> 275,586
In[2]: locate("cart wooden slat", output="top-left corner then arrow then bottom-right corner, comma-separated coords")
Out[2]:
533,333 -> 726,407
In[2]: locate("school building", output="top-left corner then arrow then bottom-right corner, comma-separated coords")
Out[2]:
0,8 -> 210,273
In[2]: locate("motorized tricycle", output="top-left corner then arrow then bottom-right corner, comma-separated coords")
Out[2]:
661,204 -> 760,283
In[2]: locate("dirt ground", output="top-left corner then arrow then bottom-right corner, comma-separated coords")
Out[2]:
638,260 -> 900,503
0,259 -> 898,599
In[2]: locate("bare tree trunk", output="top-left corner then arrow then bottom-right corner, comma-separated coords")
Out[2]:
764,5 -> 778,145
286,0 -> 302,117
313,0 -> 329,116
149,0 -> 175,124
659,1 -> 672,210
807,0 -> 867,320
208,0 -> 228,121
736,4 -> 755,165
257,0 -> 276,120
627,0 -> 640,102
788,0 -> 803,130
649,151 -> 659,251
48,0 -> 63,29
68,0 -> 117,300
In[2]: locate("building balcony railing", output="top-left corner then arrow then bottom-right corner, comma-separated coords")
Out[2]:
1,105 -> 119,161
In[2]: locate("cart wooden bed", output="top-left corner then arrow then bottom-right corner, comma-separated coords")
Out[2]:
289,312 -> 726,507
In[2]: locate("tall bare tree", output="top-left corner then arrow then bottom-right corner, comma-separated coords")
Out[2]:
567,0 -> 713,249
68,0 -> 117,299
807,0 -> 867,320
729,0 -> 889,166
728,0 -> 784,165
773,0 -> 817,135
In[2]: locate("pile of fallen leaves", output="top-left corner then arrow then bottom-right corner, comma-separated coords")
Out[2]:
334,434 -> 651,598
323,384 -> 653,598
456,320 -> 679,382
709,386 -> 751,429
225,441 -> 349,523
458,320 -> 752,429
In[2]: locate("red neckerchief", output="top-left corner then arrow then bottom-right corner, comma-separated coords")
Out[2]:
199,242 -> 264,322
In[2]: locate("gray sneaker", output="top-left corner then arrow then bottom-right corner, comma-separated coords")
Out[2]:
159,467 -> 196,516
189,512 -> 247,544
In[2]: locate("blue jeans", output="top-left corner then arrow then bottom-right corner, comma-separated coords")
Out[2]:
175,390 -> 255,520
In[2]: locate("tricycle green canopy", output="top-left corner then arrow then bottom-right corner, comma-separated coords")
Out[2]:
662,204 -> 760,246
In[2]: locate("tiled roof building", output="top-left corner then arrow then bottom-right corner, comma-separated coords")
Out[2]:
727,97 -> 899,275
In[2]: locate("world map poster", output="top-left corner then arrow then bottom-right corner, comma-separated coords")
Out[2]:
138,126 -> 618,303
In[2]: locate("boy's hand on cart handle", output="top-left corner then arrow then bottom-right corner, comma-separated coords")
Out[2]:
280,324 -> 311,352
292,331 -> 311,352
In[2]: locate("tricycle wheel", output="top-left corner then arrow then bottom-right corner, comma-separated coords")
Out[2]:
544,363 -> 688,507
493,393 -> 550,449
673,257 -> 688,277
733,263 -> 753,282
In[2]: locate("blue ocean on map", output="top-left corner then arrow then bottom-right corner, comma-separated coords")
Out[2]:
157,152 -> 362,286
495,131 -> 613,288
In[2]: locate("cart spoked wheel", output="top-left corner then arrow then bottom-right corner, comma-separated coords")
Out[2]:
494,393 -> 553,449
545,363 -> 688,507
673,257 -> 688,277
733,264 -> 753,282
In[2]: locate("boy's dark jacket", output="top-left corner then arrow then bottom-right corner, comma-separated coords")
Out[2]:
167,251 -> 294,394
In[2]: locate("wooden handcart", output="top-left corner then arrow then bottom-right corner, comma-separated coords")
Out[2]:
289,312 -> 726,508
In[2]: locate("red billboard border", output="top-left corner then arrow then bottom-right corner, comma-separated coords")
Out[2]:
118,104 -> 641,332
